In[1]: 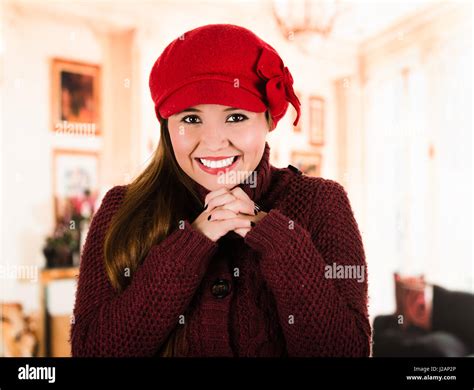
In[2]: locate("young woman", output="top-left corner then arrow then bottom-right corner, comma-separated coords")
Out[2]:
71,24 -> 371,357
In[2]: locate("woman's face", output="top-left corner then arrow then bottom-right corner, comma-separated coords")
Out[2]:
168,104 -> 269,191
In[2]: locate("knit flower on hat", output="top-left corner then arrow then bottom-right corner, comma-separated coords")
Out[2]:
256,47 -> 301,126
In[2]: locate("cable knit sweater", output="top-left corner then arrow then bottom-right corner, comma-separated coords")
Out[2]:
70,143 -> 371,357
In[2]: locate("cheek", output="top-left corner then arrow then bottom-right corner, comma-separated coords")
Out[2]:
168,124 -> 197,162
234,121 -> 267,151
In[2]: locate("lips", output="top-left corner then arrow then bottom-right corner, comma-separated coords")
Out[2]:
195,155 -> 241,175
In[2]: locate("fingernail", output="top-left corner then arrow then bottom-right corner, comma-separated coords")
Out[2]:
207,215 -> 212,221
203,204 -> 208,210
250,221 -> 255,227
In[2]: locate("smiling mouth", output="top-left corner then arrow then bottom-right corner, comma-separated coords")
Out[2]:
194,155 -> 241,173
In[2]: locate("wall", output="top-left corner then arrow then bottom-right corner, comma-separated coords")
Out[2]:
2,4 -> 104,314
358,3 -> 472,318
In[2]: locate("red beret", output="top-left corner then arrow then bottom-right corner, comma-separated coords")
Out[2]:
149,24 -> 301,130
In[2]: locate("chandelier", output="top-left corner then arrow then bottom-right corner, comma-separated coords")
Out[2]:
272,0 -> 341,51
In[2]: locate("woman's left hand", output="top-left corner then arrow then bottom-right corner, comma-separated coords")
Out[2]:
204,186 -> 267,238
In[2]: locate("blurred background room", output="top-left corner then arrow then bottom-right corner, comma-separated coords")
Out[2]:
0,0 -> 472,357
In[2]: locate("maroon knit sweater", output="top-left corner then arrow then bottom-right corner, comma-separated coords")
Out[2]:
71,143 -> 371,357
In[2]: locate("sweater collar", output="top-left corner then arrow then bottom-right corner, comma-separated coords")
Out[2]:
191,142 -> 272,206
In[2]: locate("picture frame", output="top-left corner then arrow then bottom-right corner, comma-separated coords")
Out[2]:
309,96 -> 324,145
52,150 -> 100,224
51,58 -> 101,136
291,150 -> 322,177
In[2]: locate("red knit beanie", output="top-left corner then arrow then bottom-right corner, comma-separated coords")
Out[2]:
149,24 -> 301,131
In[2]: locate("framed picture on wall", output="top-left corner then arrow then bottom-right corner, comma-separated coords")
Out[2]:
51,58 -> 101,136
291,150 -> 322,177
52,150 -> 100,224
309,96 -> 324,145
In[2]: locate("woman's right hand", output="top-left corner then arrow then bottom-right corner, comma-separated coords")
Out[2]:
191,188 -> 254,242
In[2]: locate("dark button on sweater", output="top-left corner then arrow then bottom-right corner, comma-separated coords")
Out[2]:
211,279 -> 231,298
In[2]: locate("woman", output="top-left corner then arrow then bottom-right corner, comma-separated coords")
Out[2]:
70,24 -> 371,357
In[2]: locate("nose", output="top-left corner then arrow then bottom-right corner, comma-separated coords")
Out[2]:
199,121 -> 230,150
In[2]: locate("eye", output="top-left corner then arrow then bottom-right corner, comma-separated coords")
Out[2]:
181,115 -> 202,124
226,113 -> 248,123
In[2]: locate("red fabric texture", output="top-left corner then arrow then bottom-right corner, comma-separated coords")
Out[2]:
71,143 -> 371,356
149,24 -> 301,130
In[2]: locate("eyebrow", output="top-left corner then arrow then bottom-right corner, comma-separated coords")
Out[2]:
179,107 -> 243,114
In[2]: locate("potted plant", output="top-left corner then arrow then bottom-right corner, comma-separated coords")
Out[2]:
42,223 -> 80,268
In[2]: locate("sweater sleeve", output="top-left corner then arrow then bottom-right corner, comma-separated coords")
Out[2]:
70,186 -> 217,357
244,180 -> 371,357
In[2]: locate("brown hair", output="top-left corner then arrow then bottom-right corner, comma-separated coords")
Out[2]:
103,112 -> 273,356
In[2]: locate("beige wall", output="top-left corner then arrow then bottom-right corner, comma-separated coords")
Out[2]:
357,3 -> 472,317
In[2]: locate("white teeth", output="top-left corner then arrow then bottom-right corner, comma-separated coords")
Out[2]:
199,156 -> 236,168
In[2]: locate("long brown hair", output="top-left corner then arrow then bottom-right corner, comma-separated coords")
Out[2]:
103,118 -> 202,355
103,112 -> 272,356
